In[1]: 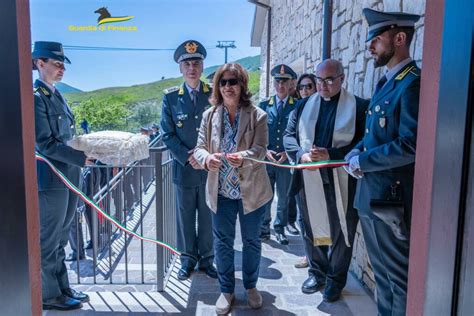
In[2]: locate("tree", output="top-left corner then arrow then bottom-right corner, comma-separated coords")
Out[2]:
72,97 -> 131,132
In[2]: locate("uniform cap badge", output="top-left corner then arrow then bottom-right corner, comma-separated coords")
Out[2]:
280,65 -> 285,74
184,42 -> 198,54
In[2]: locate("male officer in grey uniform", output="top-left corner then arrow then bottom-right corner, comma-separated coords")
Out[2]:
161,40 -> 216,281
260,64 -> 298,245
345,9 -> 421,315
33,41 -> 90,310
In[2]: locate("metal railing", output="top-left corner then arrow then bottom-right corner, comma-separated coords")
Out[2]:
68,136 -> 177,291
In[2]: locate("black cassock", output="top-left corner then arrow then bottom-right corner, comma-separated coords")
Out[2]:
284,92 -> 368,290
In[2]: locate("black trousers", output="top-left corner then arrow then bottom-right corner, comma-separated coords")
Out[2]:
297,182 -> 359,289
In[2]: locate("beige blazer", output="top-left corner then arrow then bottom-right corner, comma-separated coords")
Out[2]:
194,104 -> 273,214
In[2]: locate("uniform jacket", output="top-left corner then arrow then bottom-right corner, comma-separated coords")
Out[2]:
160,81 -> 211,186
353,61 -> 421,220
284,93 -> 368,194
259,95 -> 296,153
34,79 -> 86,190
193,105 -> 273,214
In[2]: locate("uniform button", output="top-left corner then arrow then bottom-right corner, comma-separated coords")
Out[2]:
364,147 -> 367,151
365,128 -> 369,134
368,110 -> 372,115
276,137 -> 280,141
195,115 -> 199,119
58,115 -> 62,119
276,145 -> 280,149
277,130 -> 280,133
196,128 -> 199,131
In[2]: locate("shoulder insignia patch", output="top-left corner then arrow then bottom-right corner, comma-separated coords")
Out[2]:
395,66 -> 414,81
268,96 -> 274,106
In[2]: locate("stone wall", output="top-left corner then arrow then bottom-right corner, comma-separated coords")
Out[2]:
257,0 -> 426,292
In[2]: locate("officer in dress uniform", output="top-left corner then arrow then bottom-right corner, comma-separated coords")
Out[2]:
345,9 -> 421,315
160,40 -> 217,281
33,41 -> 90,310
259,64 -> 298,245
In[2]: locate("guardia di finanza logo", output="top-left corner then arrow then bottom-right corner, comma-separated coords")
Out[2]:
68,7 -> 137,32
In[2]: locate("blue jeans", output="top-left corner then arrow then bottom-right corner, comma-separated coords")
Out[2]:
212,195 -> 266,293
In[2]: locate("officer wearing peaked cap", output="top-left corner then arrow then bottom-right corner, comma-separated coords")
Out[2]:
259,64 -> 298,245
32,41 -> 90,310
344,9 -> 421,315
161,40 -> 216,281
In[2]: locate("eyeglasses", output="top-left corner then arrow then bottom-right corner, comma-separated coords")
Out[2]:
315,74 -> 343,86
298,83 -> 314,90
219,78 -> 239,87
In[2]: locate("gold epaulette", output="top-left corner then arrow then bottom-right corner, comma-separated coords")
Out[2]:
203,82 -> 210,93
395,65 -> 415,81
409,67 -> 420,77
35,86 -> 50,96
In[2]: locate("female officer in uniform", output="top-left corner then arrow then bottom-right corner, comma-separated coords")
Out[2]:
33,41 -> 90,311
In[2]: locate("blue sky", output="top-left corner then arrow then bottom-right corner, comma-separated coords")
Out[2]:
30,0 -> 261,91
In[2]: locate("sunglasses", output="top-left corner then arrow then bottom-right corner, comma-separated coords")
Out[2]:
219,78 -> 239,87
298,83 -> 314,90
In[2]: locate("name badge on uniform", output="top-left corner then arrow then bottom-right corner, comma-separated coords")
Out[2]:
379,117 -> 386,128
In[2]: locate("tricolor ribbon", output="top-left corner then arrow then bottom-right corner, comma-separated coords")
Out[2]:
35,152 -> 181,256
243,156 -> 349,169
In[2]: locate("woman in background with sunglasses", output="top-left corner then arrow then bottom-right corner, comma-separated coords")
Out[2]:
194,63 -> 272,315
297,73 -> 317,98
293,73 -> 318,270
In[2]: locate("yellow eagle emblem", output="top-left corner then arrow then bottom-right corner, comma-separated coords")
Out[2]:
280,65 -> 285,75
184,42 -> 198,54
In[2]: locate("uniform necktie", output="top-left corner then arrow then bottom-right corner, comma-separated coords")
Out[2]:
277,100 -> 284,116
191,89 -> 198,106
374,75 -> 387,95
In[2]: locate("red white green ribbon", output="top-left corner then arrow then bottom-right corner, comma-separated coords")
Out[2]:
35,152 -> 181,256
243,156 -> 348,169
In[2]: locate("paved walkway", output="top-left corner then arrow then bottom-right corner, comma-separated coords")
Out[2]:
45,188 -> 376,315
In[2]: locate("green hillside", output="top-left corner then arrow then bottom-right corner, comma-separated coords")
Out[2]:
65,55 -> 261,133
203,55 -> 260,76
56,82 -> 82,94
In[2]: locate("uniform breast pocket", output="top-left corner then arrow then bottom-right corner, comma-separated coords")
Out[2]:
50,113 -> 71,139
174,112 -> 189,129
375,108 -> 399,139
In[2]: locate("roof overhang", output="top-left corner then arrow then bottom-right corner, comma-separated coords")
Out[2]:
248,0 -> 270,47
